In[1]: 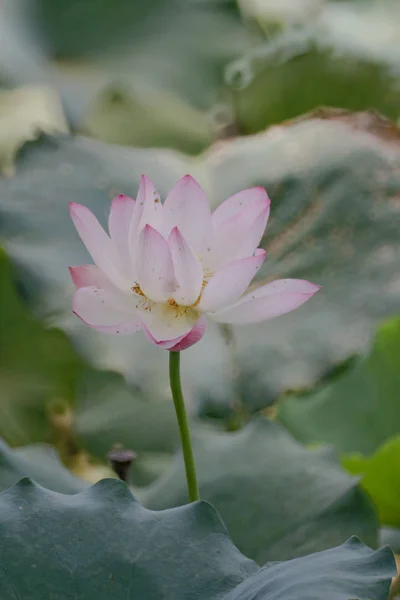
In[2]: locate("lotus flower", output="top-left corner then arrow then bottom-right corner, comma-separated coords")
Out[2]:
69,175 -> 319,351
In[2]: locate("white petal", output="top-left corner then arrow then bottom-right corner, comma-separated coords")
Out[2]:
198,249 -> 266,312
69,202 -> 128,290
210,279 -> 321,324
129,175 -> 163,262
212,187 -> 269,227
163,175 -> 211,254
136,175 -> 163,232
210,201 -> 270,270
168,227 -> 203,306
73,286 -> 140,334
138,303 -> 199,343
108,194 -> 136,277
238,205 -> 270,258
135,225 -> 175,302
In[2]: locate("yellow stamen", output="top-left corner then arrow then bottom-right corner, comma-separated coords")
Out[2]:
131,283 -> 153,311
192,276 -> 211,308
167,298 -> 179,308
131,283 -> 145,296
167,298 -> 185,318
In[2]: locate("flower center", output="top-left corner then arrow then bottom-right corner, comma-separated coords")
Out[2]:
131,271 -> 214,316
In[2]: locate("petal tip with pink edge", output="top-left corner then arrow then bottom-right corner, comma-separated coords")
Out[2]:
68,266 -> 77,284
255,186 -> 271,203
169,318 -> 207,352
176,174 -> 202,189
112,193 -> 134,204
141,317 -> 207,351
168,225 -> 181,240
141,223 -> 161,239
306,282 -> 322,294
139,173 -> 155,188
255,248 -> 267,257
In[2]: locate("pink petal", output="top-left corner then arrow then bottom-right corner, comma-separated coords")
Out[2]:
138,302 -> 199,343
129,176 -> 163,266
238,205 -> 270,258
72,286 -> 140,334
168,227 -> 203,306
69,265 -> 110,289
144,317 -> 207,351
212,187 -> 270,228
131,175 -> 163,238
108,194 -> 136,277
140,326 -> 188,350
198,249 -> 266,312
69,202 -> 128,290
163,175 -> 211,254
168,317 -> 207,351
210,201 -> 270,270
210,279 -> 321,324
135,225 -> 175,302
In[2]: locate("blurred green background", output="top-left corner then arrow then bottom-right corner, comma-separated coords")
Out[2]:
1,0 -> 400,571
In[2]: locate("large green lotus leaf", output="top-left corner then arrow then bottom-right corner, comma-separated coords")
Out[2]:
0,477 -> 395,600
228,1 -> 400,133
1,111 -> 400,416
0,438 -> 87,494
0,0 -> 249,153
278,317 -> 400,455
223,537 -> 395,600
0,478 -> 257,599
142,418 -> 378,564
342,436 -> 400,529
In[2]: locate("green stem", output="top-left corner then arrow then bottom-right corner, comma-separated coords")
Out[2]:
169,351 -> 199,502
